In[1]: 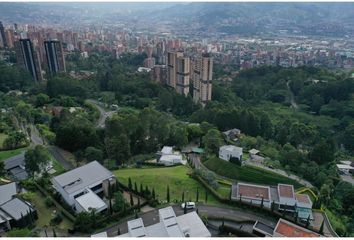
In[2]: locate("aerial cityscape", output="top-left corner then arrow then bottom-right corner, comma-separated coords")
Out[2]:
0,1 -> 353,238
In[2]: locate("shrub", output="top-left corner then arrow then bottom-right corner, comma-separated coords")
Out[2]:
50,213 -> 63,226
45,197 -> 54,207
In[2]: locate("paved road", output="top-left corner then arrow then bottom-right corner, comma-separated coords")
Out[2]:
103,204 -> 277,237
47,146 -> 74,170
244,160 -> 314,188
29,124 -> 44,145
86,99 -> 116,128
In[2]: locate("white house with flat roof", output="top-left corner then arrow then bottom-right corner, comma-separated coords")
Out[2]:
51,161 -> 116,213
119,206 -> 211,237
219,145 -> 243,162
157,146 -> 184,166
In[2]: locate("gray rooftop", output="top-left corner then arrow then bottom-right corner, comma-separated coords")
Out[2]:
0,198 -> 34,220
127,218 -> 147,237
0,182 -> 17,205
9,167 -> 28,181
52,161 -> 114,194
4,152 -> 25,170
254,221 -> 274,235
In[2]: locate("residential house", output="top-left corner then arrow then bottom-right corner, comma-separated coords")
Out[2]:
219,145 -> 243,162
0,182 -> 37,231
231,182 -> 313,221
253,218 -> 321,237
4,152 -> 53,180
51,161 -> 116,213
118,206 -> 211,237
231,182 -> 273,208
157,146 -> 184,166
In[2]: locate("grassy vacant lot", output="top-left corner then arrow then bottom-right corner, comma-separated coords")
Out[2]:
0,133 -> 8,149
203,156 -> 302,188
0,147 -> 27,162
114,165 -> 219,204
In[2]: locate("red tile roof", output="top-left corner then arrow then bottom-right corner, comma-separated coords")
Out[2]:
238,183 -> 270,200
278,184 -> 294,198
296,194 -> 311,204
274,219 -> 320,237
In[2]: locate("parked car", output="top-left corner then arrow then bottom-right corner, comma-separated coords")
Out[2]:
181,202 -> 196,209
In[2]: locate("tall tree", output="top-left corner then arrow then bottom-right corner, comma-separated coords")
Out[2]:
25,145 -> 50,178
167,185 -> 170,202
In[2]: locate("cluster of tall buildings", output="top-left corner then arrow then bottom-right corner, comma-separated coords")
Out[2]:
14,39 -> 66,82
152,51 -> 213,105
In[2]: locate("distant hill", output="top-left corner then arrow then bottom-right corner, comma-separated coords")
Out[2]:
0,2 -> 354,36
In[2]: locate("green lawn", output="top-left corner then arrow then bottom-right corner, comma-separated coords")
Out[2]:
203,156 -> 302,188
114,165 -> 220,204
0,133 -> 8,149
27,191 -> 73,231
0,147 -> 27,162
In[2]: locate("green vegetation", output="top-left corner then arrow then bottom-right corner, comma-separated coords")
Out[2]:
0,132 -> 8,148
203,156 -> 302,188
0,147 -> 26,161
114,166 -> 219,204
23,191 -> 73,230
6,228 -> 36,237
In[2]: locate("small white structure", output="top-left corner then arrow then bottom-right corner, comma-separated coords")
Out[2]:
159,154 -> 183,166
219,145 -> 243,161
119,206 -> 211,237
157,146 -> 183,166
337,163 -> 354,175
51,161 -> 116,213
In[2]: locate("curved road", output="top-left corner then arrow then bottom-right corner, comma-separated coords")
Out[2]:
86,99 -> 117,128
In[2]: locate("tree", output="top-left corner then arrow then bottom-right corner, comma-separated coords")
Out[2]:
84,146 -> 103,163
128,177 -> 132,190
202,129 -> 223,155
56,117 -> 98,152
343,123 -> 354,151
25,145 -> 50,178
167,185 -> 170,202
196,188 -> 199,202
105,134 -> 131,166
182,191 -> 185,202
130,192 -> 134,206
0,161 -> 5,176
152,188 -> 156,200
205,191 -> 208,203
52,228 -> 57,237
113,191 -> 128,213
134,182 -> 138,193
140,183 -> 143,195
320,184 -> 332,205
309,139 -> 335,165
137,197 -> 141,211
35,93 -> 50,107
